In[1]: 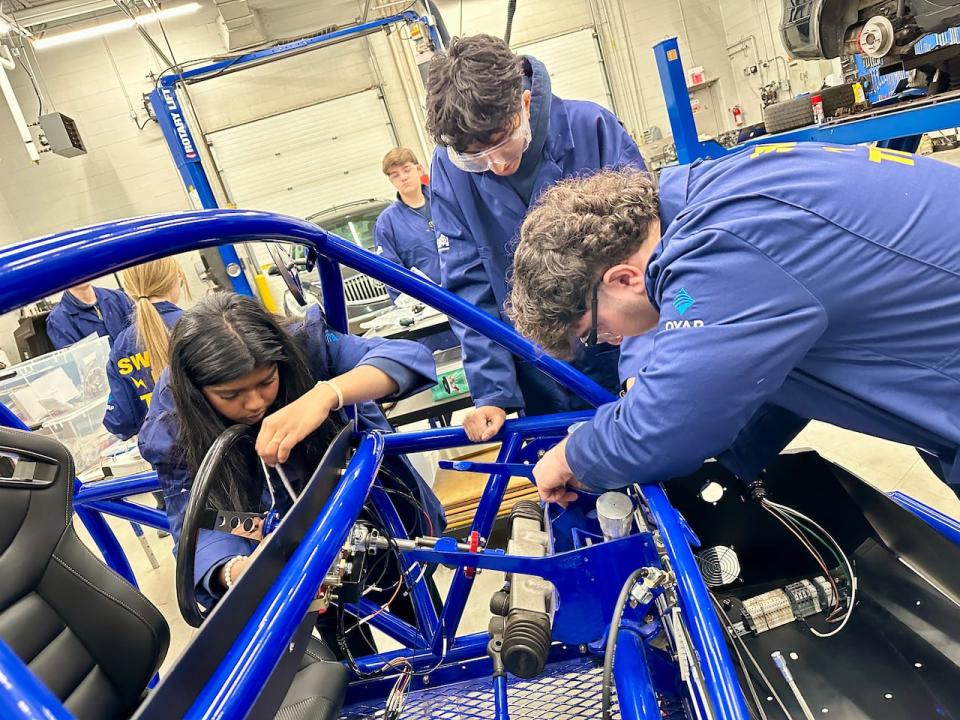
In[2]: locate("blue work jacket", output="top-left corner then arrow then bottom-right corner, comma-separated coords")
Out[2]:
430,56 -> 645,412
375,187 -> 441,303
103,301 -> 183,440
138,305 -> 442,606
567,142 -> 960,491
375,188 -> 459,352
46,286 -> 134,349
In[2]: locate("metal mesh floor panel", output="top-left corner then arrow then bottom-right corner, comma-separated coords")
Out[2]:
339,658 -> 621,719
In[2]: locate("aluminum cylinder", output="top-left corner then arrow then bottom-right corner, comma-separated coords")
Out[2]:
596,491 -> 634,541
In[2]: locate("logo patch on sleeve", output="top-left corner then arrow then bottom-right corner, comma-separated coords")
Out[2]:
673,288 -> 696,315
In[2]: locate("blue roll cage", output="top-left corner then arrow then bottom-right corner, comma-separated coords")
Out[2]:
2,208 -> 960,719
0,209 -> 754,720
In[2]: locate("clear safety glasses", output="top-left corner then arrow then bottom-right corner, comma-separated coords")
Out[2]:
446,109 -> 532,173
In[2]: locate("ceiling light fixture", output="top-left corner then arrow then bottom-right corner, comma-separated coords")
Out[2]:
33,2 -> 201,50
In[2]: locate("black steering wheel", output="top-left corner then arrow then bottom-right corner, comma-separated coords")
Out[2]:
176,424 -> 257,627
176,422 -> 353,628
266,243 -> 307,308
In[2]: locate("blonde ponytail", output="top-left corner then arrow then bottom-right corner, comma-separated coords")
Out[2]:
121,258 -> 182,383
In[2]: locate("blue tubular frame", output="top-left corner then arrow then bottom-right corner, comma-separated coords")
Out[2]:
645,486 -> 750,719
0,211 -> 746,718
72,471 -> 159,503
435,432 -> 525,652
185,433 -> 384,720
655,36 -> 960,164
614,631 -> 659,720
0,211 -> 612,407
889,490 -> 960,547
0,639 -> 74,720
368,485 -> 438,645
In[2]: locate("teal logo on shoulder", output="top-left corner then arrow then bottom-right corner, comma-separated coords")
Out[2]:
673,288 -> 696,315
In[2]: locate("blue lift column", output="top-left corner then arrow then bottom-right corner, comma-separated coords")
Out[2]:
148,85 -> 255,296
654,37 -> 727,164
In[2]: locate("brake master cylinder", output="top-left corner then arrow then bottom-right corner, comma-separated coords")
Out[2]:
488,500 -> 554,678
596,491 -> 634,541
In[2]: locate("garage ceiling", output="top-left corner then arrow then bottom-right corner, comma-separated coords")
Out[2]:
3,0 -> 370,35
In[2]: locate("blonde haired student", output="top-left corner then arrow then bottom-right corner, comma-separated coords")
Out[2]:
103,257 -> 185,440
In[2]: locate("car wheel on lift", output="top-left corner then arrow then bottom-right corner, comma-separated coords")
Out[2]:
820,82 -> 857,117
763,97 -> 814,134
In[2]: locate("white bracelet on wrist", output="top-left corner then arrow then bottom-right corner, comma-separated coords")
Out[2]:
317,379 -> 344,411
223,555 -> 244,589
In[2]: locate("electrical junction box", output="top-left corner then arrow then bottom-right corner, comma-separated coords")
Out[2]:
38,112 -> 86,158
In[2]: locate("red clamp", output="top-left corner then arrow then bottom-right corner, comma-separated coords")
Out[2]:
464,531 -> 480,579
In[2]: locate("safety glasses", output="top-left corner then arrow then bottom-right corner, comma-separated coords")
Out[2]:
446,109 -> 532,173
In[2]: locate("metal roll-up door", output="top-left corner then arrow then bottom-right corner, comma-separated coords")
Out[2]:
515,27 -> 614,111
204,88 -> 399,306
206,88 -> 397,218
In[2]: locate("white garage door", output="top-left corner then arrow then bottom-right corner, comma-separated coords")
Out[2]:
206,88 -> 397,219
515,28 -> 614,112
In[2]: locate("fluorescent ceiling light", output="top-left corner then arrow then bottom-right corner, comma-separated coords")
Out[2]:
33,2 -> 201,50
0,20 -> 8,34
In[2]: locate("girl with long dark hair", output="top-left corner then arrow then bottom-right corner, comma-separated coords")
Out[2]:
139,293 -> 443,641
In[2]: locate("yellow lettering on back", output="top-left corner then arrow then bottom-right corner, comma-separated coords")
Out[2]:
867,146 -> 915,166
139,392 -> 153,407
118,351 -> 152,375
750,142 -> 798,158
130,351 -> 151,371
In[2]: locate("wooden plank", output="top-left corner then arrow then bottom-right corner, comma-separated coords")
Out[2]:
432,443 -> 539,530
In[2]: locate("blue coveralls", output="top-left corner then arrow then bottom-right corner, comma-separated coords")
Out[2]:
103,301 -> 183,440
46,286 -> 134,349
567,142 -> 960,494
139,305 -> 443,606
374,187 -> 459,351
430,56 -> 645,414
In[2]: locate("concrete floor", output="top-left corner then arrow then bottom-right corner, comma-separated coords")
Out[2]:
71,144 -> 960,694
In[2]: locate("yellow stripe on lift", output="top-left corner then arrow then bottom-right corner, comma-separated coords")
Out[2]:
255,273 -> 278,313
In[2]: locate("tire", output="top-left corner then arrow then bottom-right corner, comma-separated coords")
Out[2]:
820,82 -> 856,117
763,96 -> 815,134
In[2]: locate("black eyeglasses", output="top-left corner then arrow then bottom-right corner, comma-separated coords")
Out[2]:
577,279 -> 623,348
579,280 -> 601,347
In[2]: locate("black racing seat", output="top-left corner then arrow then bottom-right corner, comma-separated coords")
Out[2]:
0,427 -> 348,720
0,426 -> 169,719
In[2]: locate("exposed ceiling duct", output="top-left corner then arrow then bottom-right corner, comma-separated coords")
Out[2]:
212,0 -> 266,51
